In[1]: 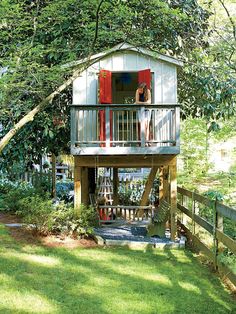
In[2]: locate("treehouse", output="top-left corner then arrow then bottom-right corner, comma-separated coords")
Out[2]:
69,43 -> 183,239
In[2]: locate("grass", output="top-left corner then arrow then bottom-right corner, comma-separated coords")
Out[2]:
0,224 -> 235,314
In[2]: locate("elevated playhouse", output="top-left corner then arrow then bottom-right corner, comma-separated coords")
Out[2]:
69,43 -> 183,242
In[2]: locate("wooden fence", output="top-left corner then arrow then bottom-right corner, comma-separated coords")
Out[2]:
177,186 -> 236,286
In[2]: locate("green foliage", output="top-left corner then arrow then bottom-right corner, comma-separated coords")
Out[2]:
76,204 -> 100,233
16,195 -> 99,237
0,179 -> 35,211
56,181 -> 74,202
203,190 -> 224,202
0,0 -> 213,164
17,196 -> 53,234
49,203 -> 99,237
118,178 -> 159,205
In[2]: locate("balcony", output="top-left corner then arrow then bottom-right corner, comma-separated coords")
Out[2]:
70,104 -> 180,156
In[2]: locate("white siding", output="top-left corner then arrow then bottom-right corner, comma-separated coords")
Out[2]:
150,59 -> 163,104
124,52 -> 138,70
73,71 -> 87,104
162,63 -> 177,104
73,51 -> 178,105
86,71 -> 97,104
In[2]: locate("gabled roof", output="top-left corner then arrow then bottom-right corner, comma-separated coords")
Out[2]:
63,42 -> 184,69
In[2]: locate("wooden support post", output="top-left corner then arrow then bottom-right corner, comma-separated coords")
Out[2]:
139,167 -> 158,217
163,166 -> 169,202
113,168 -> 119,206
74,156 -> 82,211
51,154 -> 56,199
159,166 -> 169,202
170,158 -> 177,241
159,167 -> 164,202
81,167 -> 89,206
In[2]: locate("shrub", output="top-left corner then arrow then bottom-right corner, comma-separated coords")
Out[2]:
56,181 -> 74,202
17,196 -> 54,234
0,180 -> 36,212
48,203 -> 75,234
49,204 -> 99,237
0,179 -> 16,194
16,196 -> 99,237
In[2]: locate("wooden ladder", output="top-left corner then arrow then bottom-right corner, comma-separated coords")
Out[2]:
97,175 -> 114,222
97,175 -> 113,205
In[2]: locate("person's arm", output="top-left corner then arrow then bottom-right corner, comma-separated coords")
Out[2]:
135,89 -> 142,104
145,89 -> 151,104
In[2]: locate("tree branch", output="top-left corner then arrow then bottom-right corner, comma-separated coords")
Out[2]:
91,0 -> 106,50
218,0 -> 236,40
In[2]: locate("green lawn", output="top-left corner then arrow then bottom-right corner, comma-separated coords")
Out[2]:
0,224 -> 235,314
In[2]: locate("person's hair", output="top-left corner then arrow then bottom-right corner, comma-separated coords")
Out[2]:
138,82 -> 148,101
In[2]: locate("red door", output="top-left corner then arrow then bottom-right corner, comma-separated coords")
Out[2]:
99,69 -> 112,147
138,69 -> 151,89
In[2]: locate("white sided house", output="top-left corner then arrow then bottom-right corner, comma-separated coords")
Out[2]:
69,43 -> 183,240
70,42 -> 183,155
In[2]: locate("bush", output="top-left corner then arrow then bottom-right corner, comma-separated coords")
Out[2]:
0,179 -> 36,212
16,195 -> 98,237
56,181 -> 74,202
49,204 -> 99,237
17,196 -> 54,234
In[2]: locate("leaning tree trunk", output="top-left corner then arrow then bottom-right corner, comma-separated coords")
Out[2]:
0,67 -> 83,154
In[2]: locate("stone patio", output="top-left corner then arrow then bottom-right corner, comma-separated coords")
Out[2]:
94,222 -> 186,249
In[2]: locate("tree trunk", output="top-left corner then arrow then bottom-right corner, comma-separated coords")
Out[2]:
0,66 -> 84,154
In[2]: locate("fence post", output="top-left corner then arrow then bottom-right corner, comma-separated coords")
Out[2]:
214,200 -> 224,270
192,191 -> 195,235
213,199 -> 218,270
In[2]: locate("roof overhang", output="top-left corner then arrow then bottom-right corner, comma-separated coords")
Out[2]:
62,42 -> 184,69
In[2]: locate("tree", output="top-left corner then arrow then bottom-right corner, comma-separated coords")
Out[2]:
0,0 -> 222,159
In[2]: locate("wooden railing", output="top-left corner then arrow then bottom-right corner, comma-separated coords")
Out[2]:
98,205 -> 154,223
177,186 -> 236,286
70,104 -> 180,154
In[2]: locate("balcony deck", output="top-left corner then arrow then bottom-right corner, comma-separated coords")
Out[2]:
71,104 -> 180,156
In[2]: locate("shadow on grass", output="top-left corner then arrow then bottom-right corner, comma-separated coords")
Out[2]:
0,225 -> 235,314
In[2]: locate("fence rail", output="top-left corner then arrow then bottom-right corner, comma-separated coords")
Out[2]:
71,104 -> 180,151
177,186 -> 236,286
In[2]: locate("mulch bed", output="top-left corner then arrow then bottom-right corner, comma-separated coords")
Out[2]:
0,212 -> 97,249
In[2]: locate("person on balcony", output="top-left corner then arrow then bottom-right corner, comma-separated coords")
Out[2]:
135,82 -> 152,146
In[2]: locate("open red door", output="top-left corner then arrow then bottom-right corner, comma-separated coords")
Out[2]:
99,69 -> 112,147
100,69 -> 112,104
138,69 -> 151,89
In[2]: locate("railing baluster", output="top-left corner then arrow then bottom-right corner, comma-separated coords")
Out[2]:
176,106 -> 180,147
71,104 -> 180,148
105,107 -> 110,147
126,110 -> 129,144
140,107 -> 145,147
122,111 -> 124,146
